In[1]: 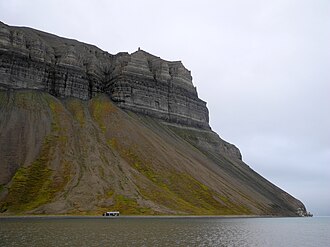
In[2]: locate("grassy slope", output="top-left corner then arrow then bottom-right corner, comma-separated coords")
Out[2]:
0,90 -> 304,215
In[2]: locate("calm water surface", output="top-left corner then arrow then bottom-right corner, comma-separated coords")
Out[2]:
0,216 -> 329,246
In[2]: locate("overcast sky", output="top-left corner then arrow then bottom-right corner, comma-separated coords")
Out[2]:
1,0 -> 329,215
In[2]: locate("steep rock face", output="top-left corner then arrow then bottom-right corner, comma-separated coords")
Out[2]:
0,21 -> 209,129
107,50 -> 209,129
0,22 -> 111,99
0,22 -> 307,216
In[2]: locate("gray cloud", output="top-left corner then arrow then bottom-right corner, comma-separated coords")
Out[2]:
1,0 -> 329,215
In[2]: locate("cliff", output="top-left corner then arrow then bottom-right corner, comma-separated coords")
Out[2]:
0,22 -> 306,216
0,21 -> 209,129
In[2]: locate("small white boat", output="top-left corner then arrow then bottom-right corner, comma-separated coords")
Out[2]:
103,211 -> 120,216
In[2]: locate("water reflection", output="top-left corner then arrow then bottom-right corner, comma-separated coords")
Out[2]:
1,217 -> 329,246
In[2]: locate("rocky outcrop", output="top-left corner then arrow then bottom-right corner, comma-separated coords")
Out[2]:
0,22 -> 209,129
0,22 -> 307,216
106,50 -> 209,129
0,22 -> 110,99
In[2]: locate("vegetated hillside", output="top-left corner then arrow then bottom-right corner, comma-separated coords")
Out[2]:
0,90 -> 305,216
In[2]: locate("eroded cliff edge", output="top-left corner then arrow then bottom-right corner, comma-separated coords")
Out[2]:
0,21 -> 209,130
0,22 -> 306,216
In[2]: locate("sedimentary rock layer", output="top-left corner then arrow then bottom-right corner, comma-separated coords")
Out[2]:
0,21 -> 209,129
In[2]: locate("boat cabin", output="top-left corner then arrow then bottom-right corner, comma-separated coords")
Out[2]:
103,211 -> 120,216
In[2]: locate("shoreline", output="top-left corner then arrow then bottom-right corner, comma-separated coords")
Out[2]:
0,214 -> 290,219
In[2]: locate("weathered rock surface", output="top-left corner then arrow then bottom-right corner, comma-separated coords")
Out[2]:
0,22 -> 307,216
0,21 -> 209,129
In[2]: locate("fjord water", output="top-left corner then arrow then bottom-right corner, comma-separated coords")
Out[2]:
1,217 -> 329,246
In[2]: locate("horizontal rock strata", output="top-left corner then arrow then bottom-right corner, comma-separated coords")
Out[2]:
0,22 -> 209,129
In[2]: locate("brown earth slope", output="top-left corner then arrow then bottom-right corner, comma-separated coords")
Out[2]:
0,90 -> 305,216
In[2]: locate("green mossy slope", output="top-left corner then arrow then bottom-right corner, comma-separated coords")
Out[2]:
0,90 -> 304,216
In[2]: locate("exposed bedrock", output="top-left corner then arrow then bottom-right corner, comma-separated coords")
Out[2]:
0,21 -> 209,130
